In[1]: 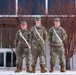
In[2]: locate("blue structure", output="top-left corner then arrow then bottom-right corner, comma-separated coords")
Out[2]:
0,0 -> 15,15
0,0 -> 75,16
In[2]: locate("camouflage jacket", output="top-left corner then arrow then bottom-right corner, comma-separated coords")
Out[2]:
14,29 -> 30,47
48,26 -> 67,46
30,25 -> 47,45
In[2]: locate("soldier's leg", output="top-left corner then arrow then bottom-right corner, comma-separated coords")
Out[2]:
49,47 -> 57,72
24,48 -> 30,72
38,46 -> 47,73
15,53 -> 23,72
30,48 -> 38,73
31,49 -> 38,67
15,47 -> 23,73
58,46 -> 65,72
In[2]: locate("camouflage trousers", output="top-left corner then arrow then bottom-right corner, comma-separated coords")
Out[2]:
50,46 -> 65,67
16,45 -> 30,67
31,45 -> 46,68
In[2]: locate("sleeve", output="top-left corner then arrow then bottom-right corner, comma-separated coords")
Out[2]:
14,30 -> 19,47
28,31 -> 30,44
30,28 -> 34,45
61,28 -> 67,42
48,28 -> 52,45
43,27 -> 48,43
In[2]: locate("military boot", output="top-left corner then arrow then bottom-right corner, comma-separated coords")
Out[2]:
41,67 -> 47,73
20,66 -> 22,72
26,67 -> 30,72
15,66 -> 21,73
30,67 -> 36,73
60,66 -> 65,72
49,66 -> 54,72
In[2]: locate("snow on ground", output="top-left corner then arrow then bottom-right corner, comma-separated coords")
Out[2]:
0,68 -> 76,75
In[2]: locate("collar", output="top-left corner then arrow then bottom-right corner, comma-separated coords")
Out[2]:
54,26 -> 61,29
35,25 -> 42,29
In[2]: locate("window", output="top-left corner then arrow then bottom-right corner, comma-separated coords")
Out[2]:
0,51 -> 16,67
6,52 -> 11,67
0,0 -> 15,15
48,0 -> 75,15
0,53 -> 4,67
1,26 -> 16,48
0,0 -> 75,16
6,52 -> 16,67
18,0 -> 45,15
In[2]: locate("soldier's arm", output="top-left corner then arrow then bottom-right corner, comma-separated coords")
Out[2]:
28,30 -> 32,49
43,27 -> 48,43
28,31 -> 30,44
30,28 -> 34,46
48,28 -> 52,45
61,28 -> 67,42
14,30 -> 19,48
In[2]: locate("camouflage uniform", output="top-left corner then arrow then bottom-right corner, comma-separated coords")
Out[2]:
48,26 -> 67,72
14,29 -> 30,72
30,25 -> 47,72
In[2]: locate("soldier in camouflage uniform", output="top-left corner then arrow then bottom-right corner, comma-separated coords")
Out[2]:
48,18 -> 67,72
14,21 -> 30,73
30,17 -> 47,73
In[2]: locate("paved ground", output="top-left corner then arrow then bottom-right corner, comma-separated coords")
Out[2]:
0,68 -> 76,75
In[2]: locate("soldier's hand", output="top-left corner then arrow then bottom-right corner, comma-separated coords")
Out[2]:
48,45 -> 50,49
30,46 -> 32,49
13,48 -> 16,52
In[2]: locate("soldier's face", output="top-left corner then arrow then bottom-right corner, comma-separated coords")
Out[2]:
35,20 -> 41,27
21,24 -> 27,30
54,21 -> 60,27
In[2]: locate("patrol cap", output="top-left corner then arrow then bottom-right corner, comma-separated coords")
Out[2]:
20,21 -> 27,26
35,17 -> 41,21
54,18 -> 60,22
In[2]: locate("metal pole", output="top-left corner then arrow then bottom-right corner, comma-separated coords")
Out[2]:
16,0 -> 18,15
11,51 -> 13,67
1,24 -> 2,48
4,52 -> 6,68
46,0 -> 48,15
